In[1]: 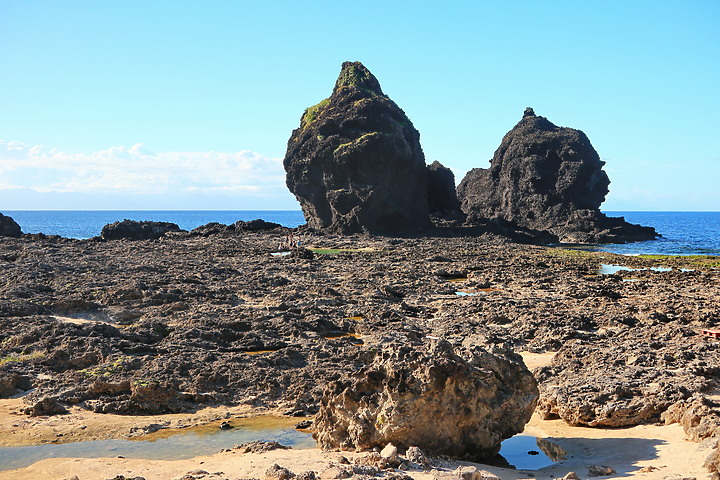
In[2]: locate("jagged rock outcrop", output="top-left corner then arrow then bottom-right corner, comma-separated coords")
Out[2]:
0,213 -> 22,237
100,220 -> 183,241
457,108 -> 656,243
313,334 -> 538,459
284,61 -> 430,235
427,161 -> 464,221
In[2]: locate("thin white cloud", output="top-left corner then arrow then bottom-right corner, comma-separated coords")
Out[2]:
0,140 -> 287,197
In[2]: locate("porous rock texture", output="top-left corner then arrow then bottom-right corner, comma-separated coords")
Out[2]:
284,61 -> 430,235
100,220 -> 184,241
0,213 -> 22,238
457,108 -> 656,243
313,333 -> 538,459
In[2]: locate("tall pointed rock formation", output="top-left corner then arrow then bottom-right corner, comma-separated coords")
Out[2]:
283,61 -> 430,234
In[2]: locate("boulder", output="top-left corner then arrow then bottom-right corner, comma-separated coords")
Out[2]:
427,161 -> 464,221
100,220 -> 183,241
457,108 -> 656,243
313,334 -> 538,459
0,213 -> 22,237
284,61 -> 431,235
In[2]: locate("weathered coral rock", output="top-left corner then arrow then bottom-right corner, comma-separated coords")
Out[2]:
284,61 -> 430,234
313,334 -> 538,459
535,331 -> 711,427
457,108 -> 656,243
0,213 -> 22,237
100,220 -> 183,241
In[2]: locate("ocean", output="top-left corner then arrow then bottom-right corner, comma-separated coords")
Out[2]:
3,210 -> 719,256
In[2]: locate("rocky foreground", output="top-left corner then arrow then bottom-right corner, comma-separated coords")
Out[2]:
2,228 -> 720,475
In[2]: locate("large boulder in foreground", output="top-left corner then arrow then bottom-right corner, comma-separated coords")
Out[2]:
100,220 -> 183,241
0,213 -> 22,237
457,108 -> 656,243
284,61 -> 430,235
313,334 -> 538,459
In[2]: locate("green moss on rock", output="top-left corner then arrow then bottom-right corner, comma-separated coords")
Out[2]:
301,98 -> 330,127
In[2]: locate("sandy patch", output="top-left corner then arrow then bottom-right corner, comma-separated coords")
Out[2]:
519,351 -> 556,370
0,410 -> 713,480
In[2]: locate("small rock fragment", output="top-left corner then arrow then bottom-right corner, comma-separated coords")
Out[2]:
266,464 -> 295,480
404,446 -> 431,469
453,466 -> 481,480
295,472 -> 318,480
380,443 -> 398,463
587,465 -> 616,477
319,465 -> 353,480
295,420 -> 313,430
234,441 -> 290,453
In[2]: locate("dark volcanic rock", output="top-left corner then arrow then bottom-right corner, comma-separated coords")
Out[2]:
100,220 -> 183,241
313,334 -> 538,459
457,108 -> 656,243
427,161 -> 464,221
284,61 -> 430,235
235,219 -> 282,231
0,213 -> 22,237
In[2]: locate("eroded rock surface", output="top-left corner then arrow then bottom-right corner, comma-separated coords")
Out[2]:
457,108 -> 656,243
1,230 -> 720,471
100,220 -> 184,241
0,213 -> 22,238
313,333 -> 538,459
284,61 -> 430,234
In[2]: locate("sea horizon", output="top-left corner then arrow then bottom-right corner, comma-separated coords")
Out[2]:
3,210 -> 720,257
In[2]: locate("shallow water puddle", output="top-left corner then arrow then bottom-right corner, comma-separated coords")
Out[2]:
0,416 -> 314,471
598,264 -> 673,275
455,291 -> 485,297
52,311 -> 114,325
309,247 -> 379,254
455,288 -> 500,296
446,277 -> 468,283
498,435 -> 566,470
324,332 -> 363,341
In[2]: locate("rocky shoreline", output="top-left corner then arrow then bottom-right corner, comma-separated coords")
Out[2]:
1,226 -> 720,476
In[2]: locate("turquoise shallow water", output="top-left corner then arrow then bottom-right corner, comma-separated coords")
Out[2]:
3,210 -> 719,256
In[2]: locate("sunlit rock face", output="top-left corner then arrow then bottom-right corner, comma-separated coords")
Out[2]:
313,334 -> 538,460
284,61 -> 430,235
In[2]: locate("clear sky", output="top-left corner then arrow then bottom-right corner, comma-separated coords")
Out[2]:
1,1 -> 718,211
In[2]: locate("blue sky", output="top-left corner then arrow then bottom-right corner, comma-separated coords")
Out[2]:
1,1 -> 718,210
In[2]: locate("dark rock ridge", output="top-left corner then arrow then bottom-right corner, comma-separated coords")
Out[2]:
284,61 -> 431,235
457,108 -> 657,243
313,333 -> 538,459
100,220 -> 184,241
190,219 -> 282,236
427,161 -> 464,221
0,213 -> 22,238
